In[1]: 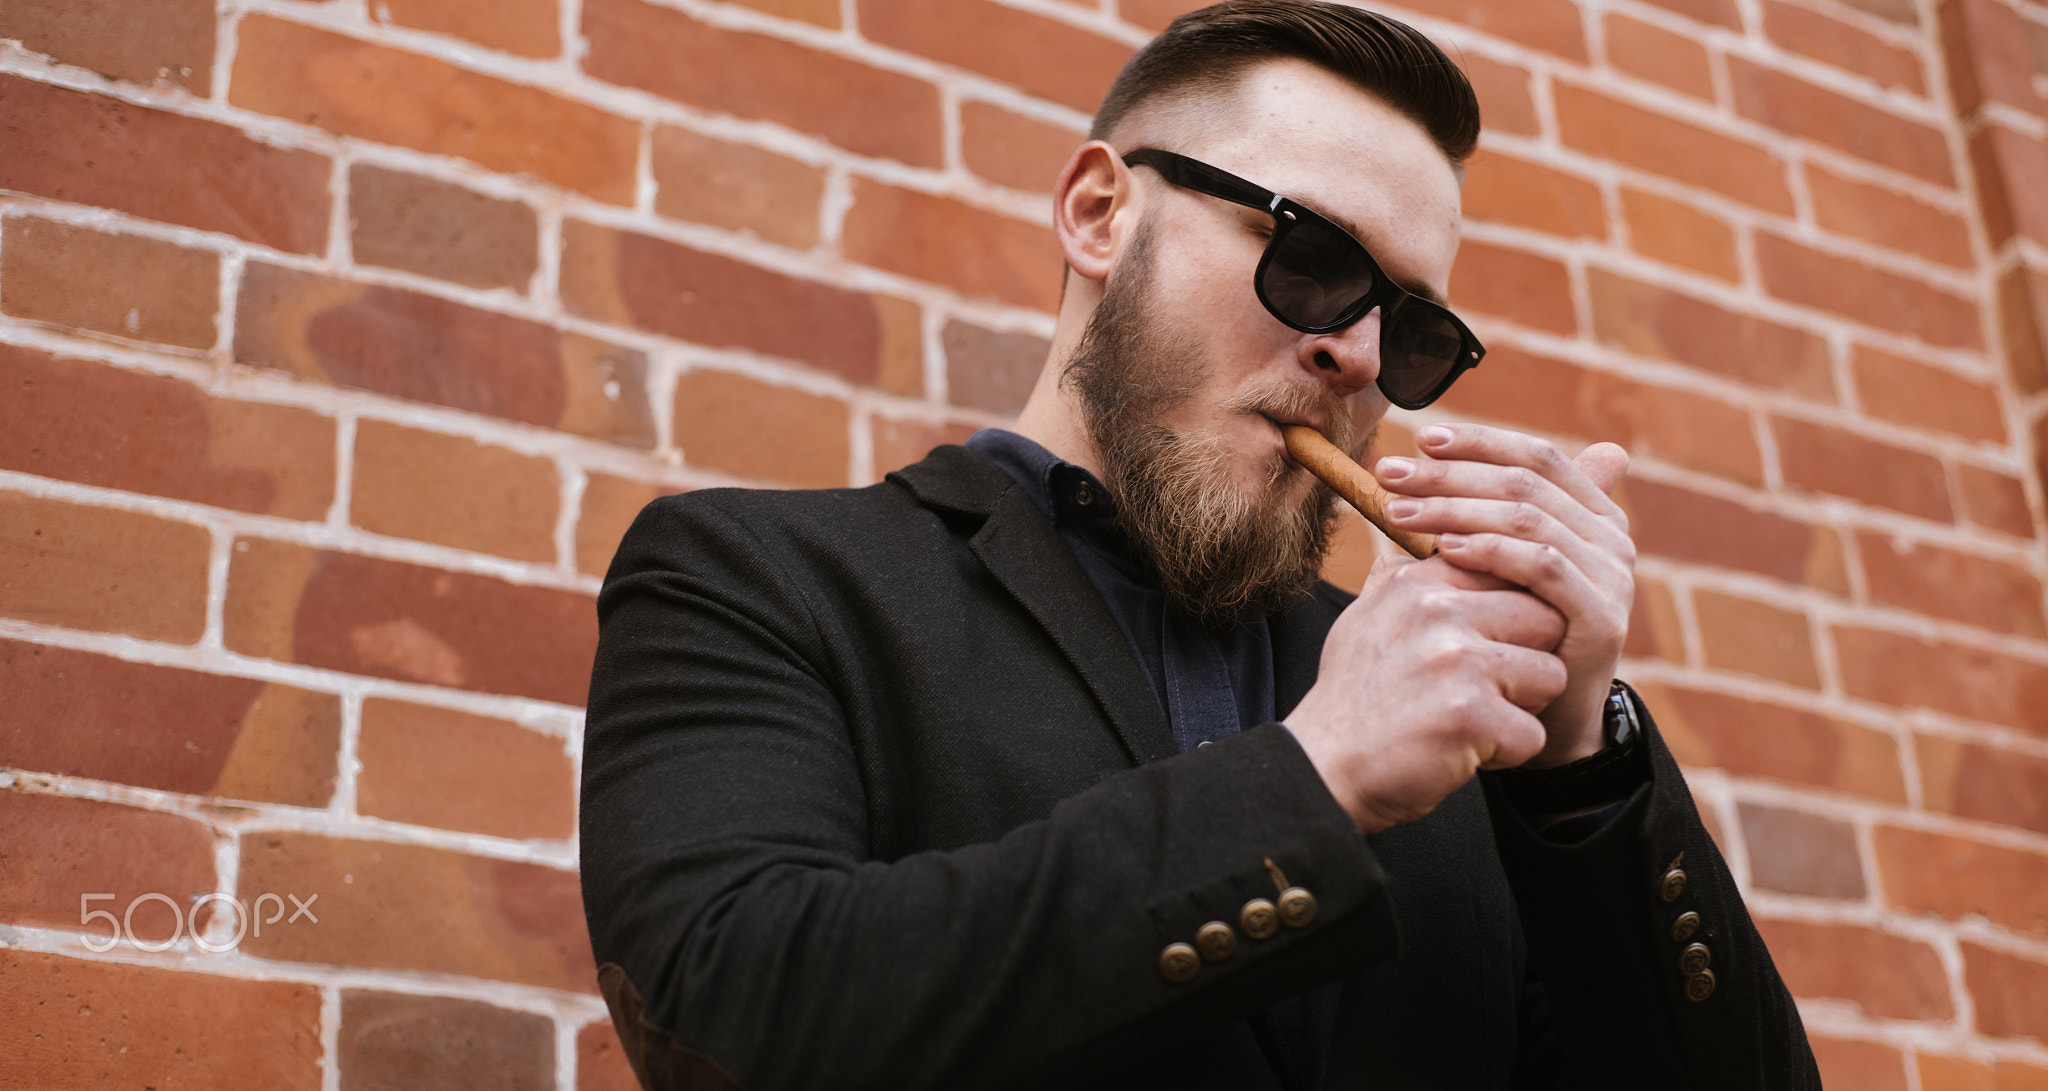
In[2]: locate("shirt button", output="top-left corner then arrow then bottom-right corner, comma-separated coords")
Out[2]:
1074,481 -> 1094,506
1195,920 -> 1236,962
1671,911 -> 1702,943
1686,969 -> 1717,1002
1240,898 -> 1279,940
1159,942 -> 1200,983
1680,943 -> 1712,976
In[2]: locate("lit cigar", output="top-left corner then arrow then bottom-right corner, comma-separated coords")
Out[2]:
1281,424 -> 1438,560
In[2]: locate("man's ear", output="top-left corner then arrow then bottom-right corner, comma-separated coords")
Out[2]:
1053,141 -> 1131,284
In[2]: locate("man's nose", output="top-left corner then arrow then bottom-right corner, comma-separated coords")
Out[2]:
1298,308 -> 1382,397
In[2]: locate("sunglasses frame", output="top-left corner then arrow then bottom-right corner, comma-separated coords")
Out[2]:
1121,147 -> 1485,410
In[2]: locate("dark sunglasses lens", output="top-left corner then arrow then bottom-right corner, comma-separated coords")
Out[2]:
1380,307 -> 1466,407
1261,217 -> 1378,328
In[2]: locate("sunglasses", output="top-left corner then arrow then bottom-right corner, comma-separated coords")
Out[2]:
1122,147 -> 1484,410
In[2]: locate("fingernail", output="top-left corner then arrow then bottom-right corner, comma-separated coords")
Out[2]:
1378,457 -> 1413,481
1387,498 -> 1420,520
1417,426 -> 1453,448
1437,533 -> 1467,551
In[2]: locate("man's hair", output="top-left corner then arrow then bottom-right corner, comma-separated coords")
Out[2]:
1090,1 -> 1481,165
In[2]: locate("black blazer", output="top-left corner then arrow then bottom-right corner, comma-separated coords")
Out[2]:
580,445 -> 1819,1090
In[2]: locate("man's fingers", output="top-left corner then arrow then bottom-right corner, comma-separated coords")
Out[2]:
1385,423 -> 1626,522
1460,588 -> 1566,651
1576,442 -> 1629,495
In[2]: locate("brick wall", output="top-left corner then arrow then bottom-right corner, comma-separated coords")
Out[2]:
0,0 -> 2043,1085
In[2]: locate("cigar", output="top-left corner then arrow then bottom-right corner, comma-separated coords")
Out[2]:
1281,424 -> 1438,560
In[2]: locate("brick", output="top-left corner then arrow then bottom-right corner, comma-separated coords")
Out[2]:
350,166 -> 539,292
1729,59 -> 1953,185
0,950 -> 323,1088
1859,531 -> 2045,637
1753,918 -> 1952,1019
1,216 -> 218,349
960,101 -> 1083,193
577,473 -> 680,577
1555,83 -> 1794,214
1624,575 -> 1685,662
224,538 -> 597,705
1852,346 -> 2005,443
652,126 -> 826,250
579,1020 -> 642,1091
377,0 -> 559,58
582,0 -> 941,167
231,16 -> 636,203
238,831 -> 595,991
1603,14 -> 1715,100
237,263 -> 655,447
0,0 -> 214,89
1806,164 -> 1975,269
1764,2 -> 1924,94
1447,240 -> 1575,334
1941,0 -> 2046,116
350,421 -> 560,563
0,73 -> 329,253
1739,803 -> 1865,899
1999,263 -> 2048,393
1970,124 -> 2048,250
1393,0 -> 1589,61
843,180 -> 1063,311
859,0 -> 1131,114
873,295 -> 928,398
1920,735 -> 2048,835
1693,590 -> 1820,688
1436,347 -> 1763,484
1118,0 -> 1207,32
1836,0 -> 1918,23
944,319 -> 1050,415
1962,943 -> 2048,1041
355,698 -> 575,840
724,0 -> 840,26
1877,826 -> 2048,937
673,369 -> 850,488
1616,478 -> 1849,592
1958,464 -> 2036,539
1811,1039 -> 1908,1091
1756,233 -> 1981,349
1619,188 -> 1740,282
1587,270 -> 1835,399
0,344 -> 336,519
0,493 -> 210,643
1463,55 -> 1541,138
0,640 -> 338,805
1642,684 -> 1905,802
1833,626 -> 2048,731
1774,417 -> 1953,521
2031,17 -> 2048,78
1631,0 -> 1740,29
341,991 -> 553,1091
0,791 -> 215,942
1920,1054 -> 2048,1091
1462,152 -> 1606,239
873,417 -> 978,480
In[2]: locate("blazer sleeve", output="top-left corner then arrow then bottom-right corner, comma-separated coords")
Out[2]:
1481,691 -> 1821,1090
579,493 -> 1397,1091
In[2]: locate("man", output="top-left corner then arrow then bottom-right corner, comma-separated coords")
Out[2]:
580,3 -> 1820,1087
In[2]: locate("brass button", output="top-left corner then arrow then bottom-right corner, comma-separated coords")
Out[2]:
1680,943 -> 1711,976
1277,887 -> 1318,929
1685,969 -> 1716,1002
1659,869 -> 1688,903
1159,942 -> 1200,983
1195,921 -> 1236,962
1240,898 -> 1278,940
1671,911 -> 1701,943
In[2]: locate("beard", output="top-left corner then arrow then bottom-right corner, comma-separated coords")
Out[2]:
1063,221 -> 1353,626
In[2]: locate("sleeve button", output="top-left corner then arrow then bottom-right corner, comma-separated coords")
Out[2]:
1685,969 -> 1716,1002
1195,921 -> 1236,962
1240,898 -> 1279,940
1159,942 -> 1200,983
1671,911 -> 1701,943
1659,868 -> 1688,903
1277,887 -> 1318,929
1679,943 -> 1711,976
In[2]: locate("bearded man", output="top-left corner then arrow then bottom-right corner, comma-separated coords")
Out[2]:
579,3 -> 1820,1087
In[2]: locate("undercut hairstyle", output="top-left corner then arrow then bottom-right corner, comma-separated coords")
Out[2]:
1090,1 -> 1481,165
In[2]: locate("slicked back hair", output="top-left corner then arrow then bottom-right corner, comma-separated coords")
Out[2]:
1090,1 -> 1481,166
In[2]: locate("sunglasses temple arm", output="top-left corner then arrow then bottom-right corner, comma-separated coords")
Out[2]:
1281,425 -> 1438,560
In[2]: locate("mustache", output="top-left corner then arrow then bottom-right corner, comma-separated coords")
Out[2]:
1218,383 -> 1357,454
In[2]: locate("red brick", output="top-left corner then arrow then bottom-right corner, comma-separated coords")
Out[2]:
2000,263 -> 2048,394
231,15 -> 636,203
873,295 -> 928,397
377,0 -> 559,58
341,990 -> 554,1091
1920,735 -> 2048,835
1754,918 -> 1953,1019
0,0 -> 214,89
725,0 -> 840,25
944,319 -> 1050,415
1970,124 -> 2048,251
0,493 -> 210,643
1812,1038 -> 1909,1091
1756,233 -> 1981,349
0,950 -> 323,1088
1631,0 -> 1741,28
579,1020 -> 642,1091
1624,575 -> 1686,662
1,216 -> 218,348
1392,0 -> 1589,61
238,831 -> 595,991
1773,417 -> 1953,521
582,0 -> 941,167
1555,83 -> 1794,214
1806,164 -> 1975,269
351,421 -> 560,563
1603,14 -> 1715,100
1764,1 -> 1925,94
1941,0 -> 2046,116
1436,347 -> 1763,484
1852,346 -> 2006,443
652,126 -> 827,249
0,344 -> 336,519
1448,240 -> 1575,335
2030,17 -> 2048,78
1833,626 -> 2048,731
859,0 -> 1130,114
350,166 -> 539,292
1877,826 -> 2048,937
223,538 -> 597,706
1694,590 -> 1821,688
873,417 -> 978,481
673,369 -> 850,489
575,473 -> 680,578
1739,803 -> 1865,899
1644,684 -> 1905,801
237,263 -> 655,447
1462,55 -> 1541,138
1859,531 -> 2045,637
1619,188 -> 1740,282
960,101 -> 1083,193
0,791 -> 215,943
0,640 -> 338,805
355,698 -> 575,840
1616,478 -> 1850,592
1118,0 -> 1207,32
843,180 -> 1063,311
1837,0 -> 1919,23
1920,1053 -> 2048,1091
1587,270 -> 1836,399
1959,464 -> 2036,539
1962,943 -> 2048,1041
1462,152 -> 1606,239
0,73 -> 330,253
1729,58 -> 1953,185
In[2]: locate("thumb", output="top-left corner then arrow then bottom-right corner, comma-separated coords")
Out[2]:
1576,442 -> 1630,495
